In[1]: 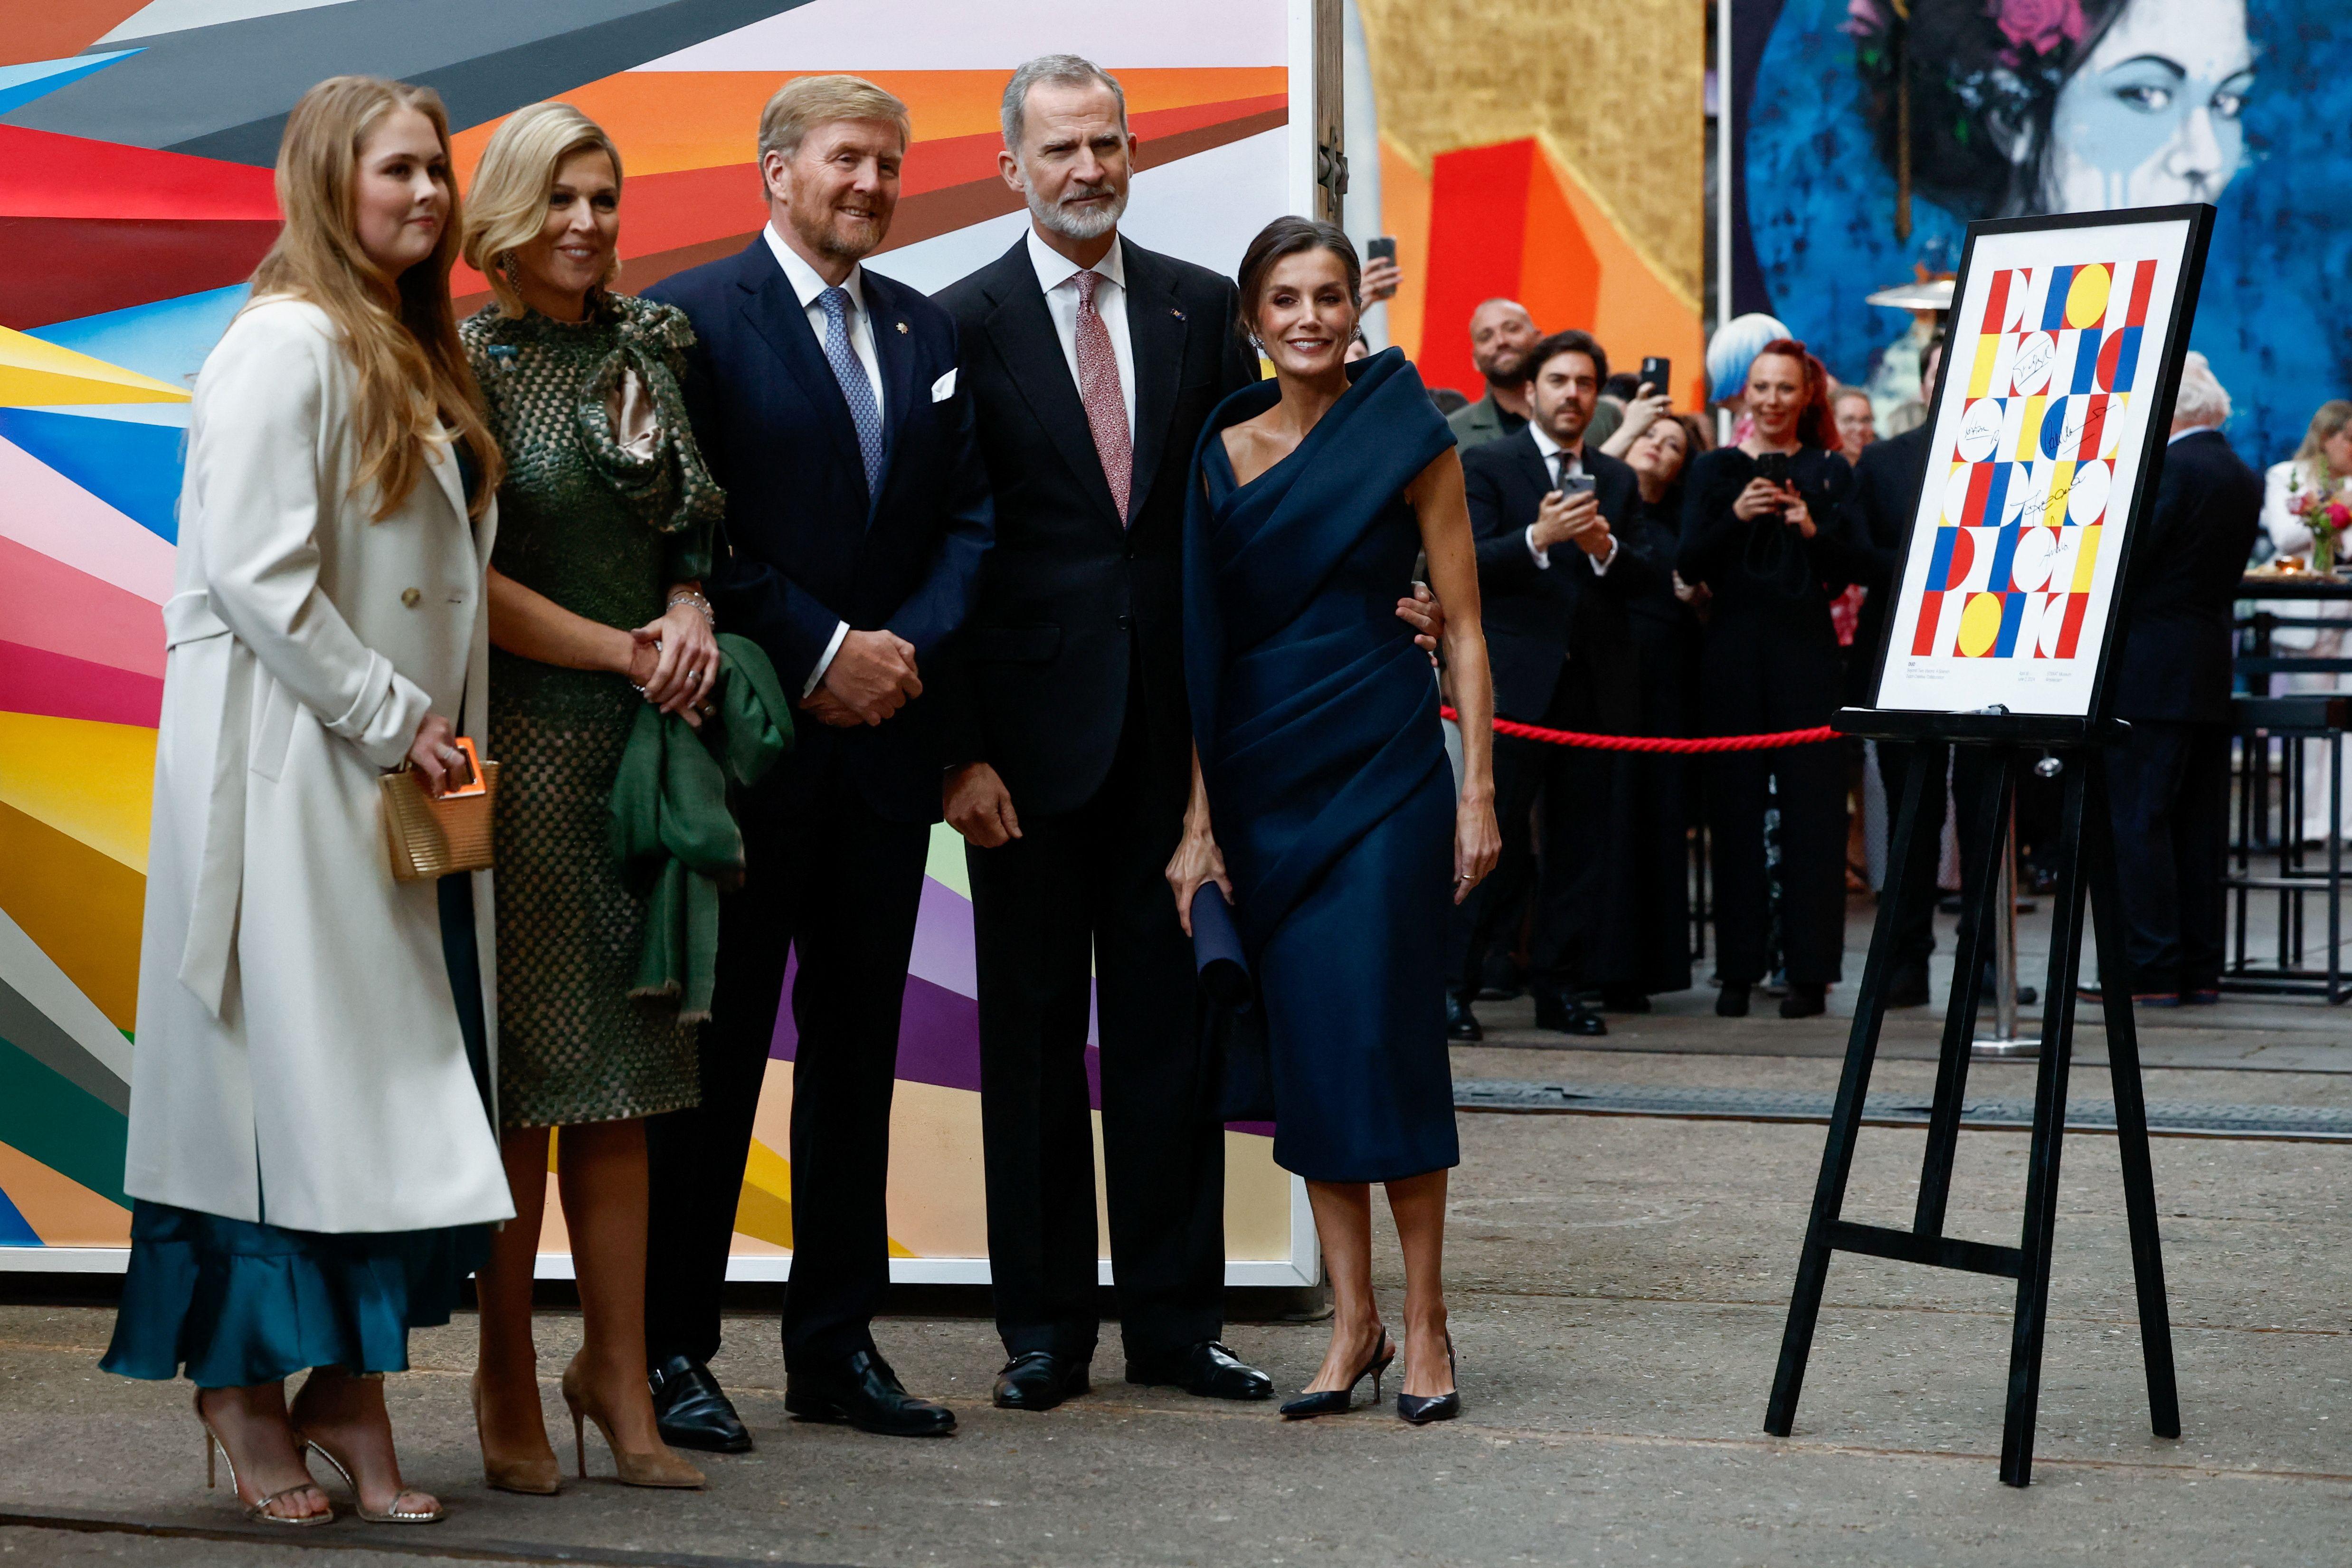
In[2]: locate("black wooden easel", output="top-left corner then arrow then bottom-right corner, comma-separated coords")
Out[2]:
1763,709 -> 2180,1486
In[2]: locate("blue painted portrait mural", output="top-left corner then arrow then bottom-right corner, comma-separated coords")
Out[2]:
1736,0 -> 2352,465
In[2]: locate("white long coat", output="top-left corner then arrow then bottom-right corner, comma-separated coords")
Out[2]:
123,297 -> 514,1235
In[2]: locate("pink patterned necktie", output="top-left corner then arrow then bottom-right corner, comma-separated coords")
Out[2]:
1073,269 -> 1132,523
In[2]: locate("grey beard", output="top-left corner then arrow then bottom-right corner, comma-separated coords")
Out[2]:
1029,182 -> 1126,242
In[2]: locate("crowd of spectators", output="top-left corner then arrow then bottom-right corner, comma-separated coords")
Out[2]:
1427,290 -> 2284,1030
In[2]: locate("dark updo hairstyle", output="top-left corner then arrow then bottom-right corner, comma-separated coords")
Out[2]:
1234,216 -> 1360,344
1850,0 -> 2130,220
1754,337 -> 1840,452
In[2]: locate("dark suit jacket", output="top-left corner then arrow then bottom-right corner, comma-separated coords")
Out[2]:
1461,431 -> 1656,730
2111,427 -> 2261,724
932,237 -> 1256,819
1840,424 -> 1932,705
648,241 -> 994,824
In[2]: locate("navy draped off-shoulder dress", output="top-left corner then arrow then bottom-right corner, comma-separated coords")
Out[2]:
1183,349 -> 1461,1183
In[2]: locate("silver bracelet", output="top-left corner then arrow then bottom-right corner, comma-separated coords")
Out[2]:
666,590 -> 716,629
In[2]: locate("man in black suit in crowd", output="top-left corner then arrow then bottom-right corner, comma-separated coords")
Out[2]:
1450,330 -> 1658,1041
1843,334 -> 1990,1008
641,74 -> 993,1447
927,56 -> 1272,1413
2095,352 -> 2262,1005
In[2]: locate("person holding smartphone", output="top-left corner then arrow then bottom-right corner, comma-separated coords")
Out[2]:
1450,330 -> 1660,1040
1675,338 -> 1862,1019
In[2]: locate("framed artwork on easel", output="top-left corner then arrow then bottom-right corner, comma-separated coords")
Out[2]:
1868,204 -> 2216,726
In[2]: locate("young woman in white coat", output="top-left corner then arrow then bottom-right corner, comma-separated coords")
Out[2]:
100,76 -> 513,1528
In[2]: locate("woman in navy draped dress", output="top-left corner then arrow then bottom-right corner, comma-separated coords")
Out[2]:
1176,219 -> 1499,1423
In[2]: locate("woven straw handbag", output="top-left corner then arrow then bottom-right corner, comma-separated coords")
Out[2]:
380,735 -> 500,881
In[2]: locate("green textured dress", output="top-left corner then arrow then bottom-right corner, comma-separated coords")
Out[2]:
464,294 -> 724,1129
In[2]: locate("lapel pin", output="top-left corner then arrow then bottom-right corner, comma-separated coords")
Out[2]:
896,321 -> 909,333
1172,307 -> 1185,320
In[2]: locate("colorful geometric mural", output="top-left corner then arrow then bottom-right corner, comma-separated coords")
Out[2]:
1379,134 -> 1707,411
0,0 -> 1309,1279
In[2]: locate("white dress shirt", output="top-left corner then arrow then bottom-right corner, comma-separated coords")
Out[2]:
763,222 -> 884,694
1026,227 -> 1136,436
1527,423 -> 1618,575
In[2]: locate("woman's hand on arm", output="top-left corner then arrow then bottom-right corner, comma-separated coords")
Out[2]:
1165,744 -> 1233,937
486,565 -> 700,726
1407,450 -> 1502,903
636,581 -> 720,718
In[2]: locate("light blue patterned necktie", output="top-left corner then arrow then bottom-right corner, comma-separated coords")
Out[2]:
816,284 -> 885,495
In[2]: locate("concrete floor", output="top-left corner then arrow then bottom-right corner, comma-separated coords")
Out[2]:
3,901 -> 2347,1566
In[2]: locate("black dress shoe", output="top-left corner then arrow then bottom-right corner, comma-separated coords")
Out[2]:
1531,989 -> 1607,1036
1716,983 -> 1750,1018
1596,987 -> 1651,1014
1445,997 -> 1483,1042
991,1350 -> 1089,1412
1124,1340 -> 1273,1401
1886,962 -> 1931,1008
648,1355 -> 752,1454
1779,981 -> 1827,1018
784,1349 -> 956,1436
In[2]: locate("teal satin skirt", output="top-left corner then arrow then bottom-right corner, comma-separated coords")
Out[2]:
102,874 -> 496,1387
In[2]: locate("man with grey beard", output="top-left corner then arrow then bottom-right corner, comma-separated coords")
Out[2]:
932,56 -> 1326,1414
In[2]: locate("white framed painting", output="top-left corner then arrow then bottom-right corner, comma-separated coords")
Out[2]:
1868,204 -> 2216,721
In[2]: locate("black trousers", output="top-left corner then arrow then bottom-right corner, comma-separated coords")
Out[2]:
1450,659 -> 1622,1000
1876,741 -> 1994,972
2104,720 -> 2230,995
644,740 -> 930,1371
967,703 -> 1224,1364
1707,738 -> 1848,987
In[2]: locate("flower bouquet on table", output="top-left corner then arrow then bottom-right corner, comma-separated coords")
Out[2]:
2287,459 -> 2352,573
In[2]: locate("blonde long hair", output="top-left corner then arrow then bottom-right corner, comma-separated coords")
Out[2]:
249,75 -> 501,519
2295,400 -> 2352,465
461,102 -> 624,318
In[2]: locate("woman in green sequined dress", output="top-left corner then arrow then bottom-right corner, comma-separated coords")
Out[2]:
459,104 -> 721,1494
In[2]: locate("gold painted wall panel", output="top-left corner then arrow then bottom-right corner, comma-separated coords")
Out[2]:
1357,0 -> 1705,300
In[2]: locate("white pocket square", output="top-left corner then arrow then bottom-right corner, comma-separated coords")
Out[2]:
931,368 -> 957,402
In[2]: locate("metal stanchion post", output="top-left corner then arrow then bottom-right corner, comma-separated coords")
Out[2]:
1975,794 -> 2039,1059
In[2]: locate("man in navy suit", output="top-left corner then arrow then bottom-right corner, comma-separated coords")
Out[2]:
2095,352 -> 2262,1007
641,75 -> 992,1446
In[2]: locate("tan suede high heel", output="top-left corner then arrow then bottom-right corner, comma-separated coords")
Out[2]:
197,1390 -> 333,1526
560,1359 -> 704,1488
472,1371 -> 561,1496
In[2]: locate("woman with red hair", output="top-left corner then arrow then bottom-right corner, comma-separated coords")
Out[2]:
1676,339 -> 1862,1018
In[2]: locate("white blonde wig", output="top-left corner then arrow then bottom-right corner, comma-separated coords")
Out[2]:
2172,351 -> 2232,429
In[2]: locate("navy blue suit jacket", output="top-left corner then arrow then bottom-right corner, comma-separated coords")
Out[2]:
648,240 -> 994,823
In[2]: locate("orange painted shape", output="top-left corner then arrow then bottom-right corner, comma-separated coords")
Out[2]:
0,800 -> 142,1031
1378,134 -> 1432,362
0,2 -> 148,69
1419,140 -> 1537,397
0,1138 -> 129,1247
1530,141 -> 1707,412
1513,148 -> 1601,358
452,67 -> 1289,181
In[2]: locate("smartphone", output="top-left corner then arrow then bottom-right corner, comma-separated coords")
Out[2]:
1557,471 -> 1598,498
1366,236 -> 1397,263
1640,356 -> 1671,396
1755,451 -> 1792,486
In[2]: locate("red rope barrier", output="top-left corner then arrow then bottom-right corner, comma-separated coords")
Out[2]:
1438,707 -> 1837,753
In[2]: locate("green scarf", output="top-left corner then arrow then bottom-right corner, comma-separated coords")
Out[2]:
608,632 -> 792,1021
